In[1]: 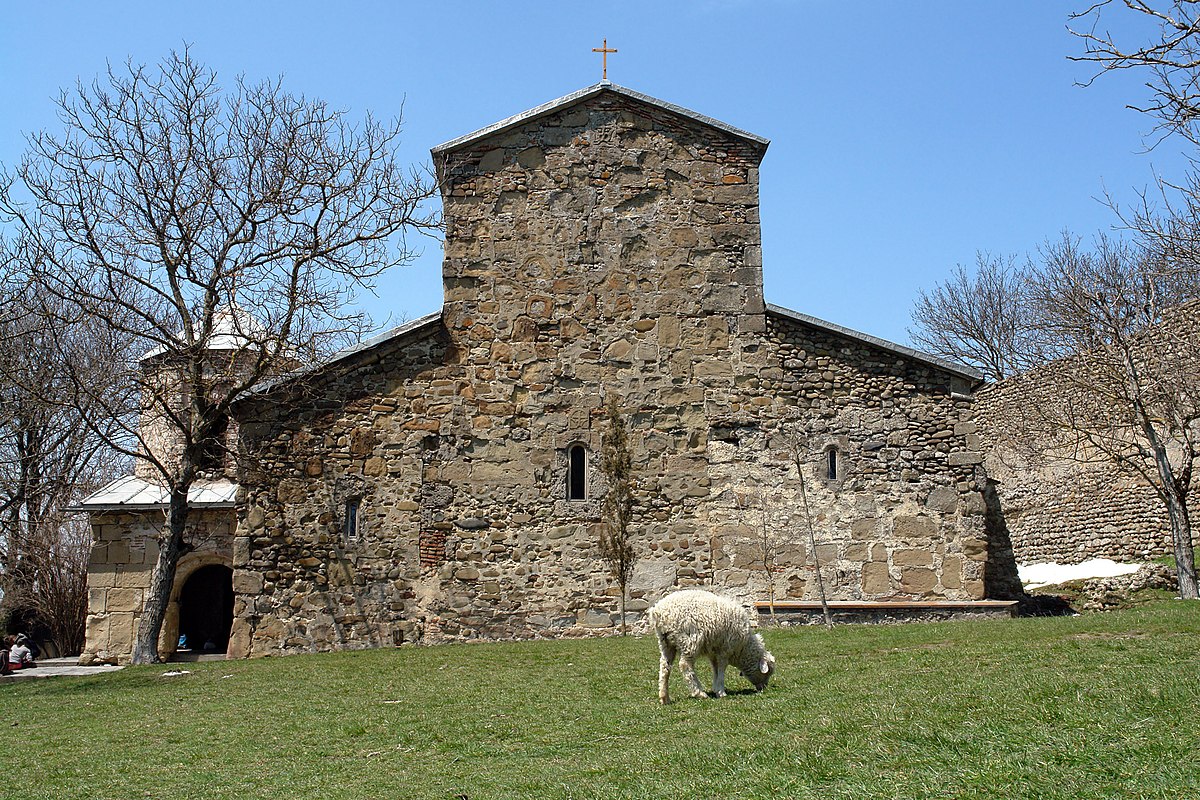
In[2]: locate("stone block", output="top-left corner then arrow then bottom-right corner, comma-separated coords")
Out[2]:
88,588 -> 108,614
478,148 -> 505,172
862,562 -> 891,595
580,610 -> 614,628
961,492 -> 987,515
892,516 -> 937,539
114,566 -> 152,589
692,359 -> 733,380
631,560 -> 677,593
517,146 -> 545,169
233,570 -> 264,595
85,614 -> 110,652
88,564 -> 117,588
737,314 -> 766,334
277,481 -> 308,503
232,536 -> 251,568
962,537 -> 989,560
106,588 -> 143,613
948,451 -> 984,466
108,541 -> 130,564
893,549 -> 932,567
89,542 -> 109,566
925,487 -> 959,513
106,612 -> 136,657
851,518 -> 877,540
246,505 -> 266,530
227,619 -> 252,659
899,567 -> 937,595
941,556 -> 963,589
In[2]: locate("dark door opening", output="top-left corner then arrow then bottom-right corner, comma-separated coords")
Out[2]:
178,564 -> 234,653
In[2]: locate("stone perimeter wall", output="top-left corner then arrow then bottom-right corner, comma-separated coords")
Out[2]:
976,378 -> 1193,565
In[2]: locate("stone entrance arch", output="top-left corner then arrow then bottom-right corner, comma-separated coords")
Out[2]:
160,554 -> 233,657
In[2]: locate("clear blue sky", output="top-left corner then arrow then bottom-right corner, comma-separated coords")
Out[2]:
0,1 -> 1186,346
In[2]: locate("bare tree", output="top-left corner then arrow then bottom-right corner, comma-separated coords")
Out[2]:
599,397 -> 637,635
909,253 -> 1043,382
789,442 -> 833,630
733,485 -> 783,621
0,236 -> 126,653
1070,0 -> 1200,144
752,490 -> 780,621
1026,233 -> 1200,599
0,50 -> 437,663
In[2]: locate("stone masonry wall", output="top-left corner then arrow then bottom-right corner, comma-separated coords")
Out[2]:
976,376 -> 1190,565
227,89 -> 996,656
82,508 -> 233,664
705,312 -> 989,603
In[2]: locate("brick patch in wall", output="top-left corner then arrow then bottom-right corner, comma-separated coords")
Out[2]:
420,530 -> 448,571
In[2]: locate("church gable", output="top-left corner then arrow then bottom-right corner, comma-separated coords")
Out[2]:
766,305 -> 982,393
434,84 -> 768,354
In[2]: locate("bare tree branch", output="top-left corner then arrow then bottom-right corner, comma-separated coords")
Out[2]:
0,48 -> 438,662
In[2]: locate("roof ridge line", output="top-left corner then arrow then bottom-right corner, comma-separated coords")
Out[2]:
766,303 -> 984,384
431,82 -> 769,155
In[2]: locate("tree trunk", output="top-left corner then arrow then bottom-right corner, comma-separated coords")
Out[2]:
131,487 -> 190,664
1165,491 -> 1199,599
619,589 -> 627,636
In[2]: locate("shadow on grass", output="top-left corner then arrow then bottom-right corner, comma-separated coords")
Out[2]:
1015,593 -> 1077,617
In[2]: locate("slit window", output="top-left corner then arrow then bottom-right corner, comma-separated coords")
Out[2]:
826,449 -> 838,481
567,444 -> 587,500
345,498 -> 362,543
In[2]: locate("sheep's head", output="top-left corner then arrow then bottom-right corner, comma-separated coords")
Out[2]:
743,634 -> 776,691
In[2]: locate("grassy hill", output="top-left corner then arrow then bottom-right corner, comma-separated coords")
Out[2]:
3,602 -> 1199,799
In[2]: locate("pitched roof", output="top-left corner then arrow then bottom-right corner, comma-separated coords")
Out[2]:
69,475 -> 239,512
766,303 -> 984,384
430,81 -> 770,156
240,310 -> 443,398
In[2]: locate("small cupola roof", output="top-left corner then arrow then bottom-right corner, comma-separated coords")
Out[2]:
139,304 -> 266,362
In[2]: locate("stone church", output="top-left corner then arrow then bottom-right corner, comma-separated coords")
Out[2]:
78,82 -> 1008,663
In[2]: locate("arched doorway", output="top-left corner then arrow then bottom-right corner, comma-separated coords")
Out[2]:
177,564 -> 234,653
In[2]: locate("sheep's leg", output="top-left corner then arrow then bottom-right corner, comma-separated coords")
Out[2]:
678,655 -> 709,699
711,656 -> 728,697
658,637 -> 677,705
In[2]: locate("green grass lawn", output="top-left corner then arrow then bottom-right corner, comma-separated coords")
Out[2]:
3,602 -> 1199,800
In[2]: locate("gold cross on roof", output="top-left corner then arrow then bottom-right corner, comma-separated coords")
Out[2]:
592,38 -> 617,81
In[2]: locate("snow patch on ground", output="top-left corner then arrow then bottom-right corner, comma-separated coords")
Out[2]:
1019,558 -> 1142,591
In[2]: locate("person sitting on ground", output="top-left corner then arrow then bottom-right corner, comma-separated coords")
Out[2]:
7,634 -> 36,670
0,635 -> 12,676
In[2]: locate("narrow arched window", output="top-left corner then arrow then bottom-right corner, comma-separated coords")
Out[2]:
344,498 -> 362,543
567,444 -> 587,500
826,448 -> 838,481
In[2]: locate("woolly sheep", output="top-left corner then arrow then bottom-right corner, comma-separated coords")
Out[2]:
648,589 -> 776,704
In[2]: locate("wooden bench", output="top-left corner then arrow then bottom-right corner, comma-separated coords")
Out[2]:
754,599 -> 1019,623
